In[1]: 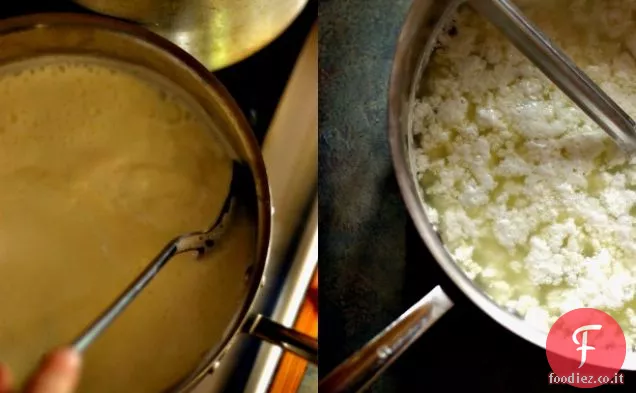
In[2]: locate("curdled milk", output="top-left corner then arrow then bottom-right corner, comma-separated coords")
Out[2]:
0,56 -> 254,392
413,0 -> 636,348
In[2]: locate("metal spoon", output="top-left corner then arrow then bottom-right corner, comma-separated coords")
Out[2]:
469,0 -> 636,153
71,161 -> 251,352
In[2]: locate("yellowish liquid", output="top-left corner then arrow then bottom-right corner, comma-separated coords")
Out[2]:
0,57 -> 254,392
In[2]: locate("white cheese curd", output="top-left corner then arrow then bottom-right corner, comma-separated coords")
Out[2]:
413,0 -> 636,348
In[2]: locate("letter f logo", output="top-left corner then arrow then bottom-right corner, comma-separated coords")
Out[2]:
573,325 -> 602,368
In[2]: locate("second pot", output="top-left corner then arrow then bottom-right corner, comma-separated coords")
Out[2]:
71,0 -> 310,70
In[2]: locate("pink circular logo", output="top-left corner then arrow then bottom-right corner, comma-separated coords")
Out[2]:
546,308 -> 626,388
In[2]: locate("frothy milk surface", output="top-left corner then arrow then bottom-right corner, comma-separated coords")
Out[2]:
0,56 -> 253,392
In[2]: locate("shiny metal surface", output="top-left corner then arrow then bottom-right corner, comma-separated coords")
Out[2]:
260,22 -> 318,300
246,314 -> 318,365
189,24 -> 317,391
319,286 -> 453,393
72,0 -> 309,70
243,23 -> 318,392
245,199 -> 317,393
470,0 -> 636,152
387,0 -> 636,372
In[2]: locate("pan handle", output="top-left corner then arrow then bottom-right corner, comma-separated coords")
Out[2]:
319,285 -> 454,393
245,313 -> 318,364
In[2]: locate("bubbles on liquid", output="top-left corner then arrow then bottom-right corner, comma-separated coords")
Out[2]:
0,55 -> 213,156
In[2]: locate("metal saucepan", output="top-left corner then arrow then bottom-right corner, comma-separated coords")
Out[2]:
70,0 -> 310,70
0,12 -> 316,392
320,0 -> 636,391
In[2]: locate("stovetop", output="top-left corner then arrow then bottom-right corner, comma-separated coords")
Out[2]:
319,0 -> 632,392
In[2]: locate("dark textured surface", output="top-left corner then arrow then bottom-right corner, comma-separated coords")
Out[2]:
318,1 -> 413,391
319,1 -> 627,392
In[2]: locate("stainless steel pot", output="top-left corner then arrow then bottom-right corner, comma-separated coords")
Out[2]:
0,13 -> 316,392
71,0 -> 310,70
320,0 -> 636,391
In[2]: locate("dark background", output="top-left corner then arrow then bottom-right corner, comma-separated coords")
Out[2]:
319,0 -> 631,392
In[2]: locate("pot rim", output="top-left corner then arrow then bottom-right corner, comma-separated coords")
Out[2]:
0,12 -> 273,391
71,0 -> 311,71
387,0 -> 636,370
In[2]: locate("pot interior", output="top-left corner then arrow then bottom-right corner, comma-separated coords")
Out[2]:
393,0 -> 636,370
0,14 -> 270,393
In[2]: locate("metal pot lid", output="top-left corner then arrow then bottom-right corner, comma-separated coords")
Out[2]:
72,0 -> 310,70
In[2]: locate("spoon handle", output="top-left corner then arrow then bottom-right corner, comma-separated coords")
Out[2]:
70,221 -> 228,353
469,0 -> 636,152
70,171 -> 237,352
319,286 -> 453,393
71,240 -> 180,352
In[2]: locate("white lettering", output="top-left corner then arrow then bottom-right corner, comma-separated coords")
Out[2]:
572,325 -> 602,368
